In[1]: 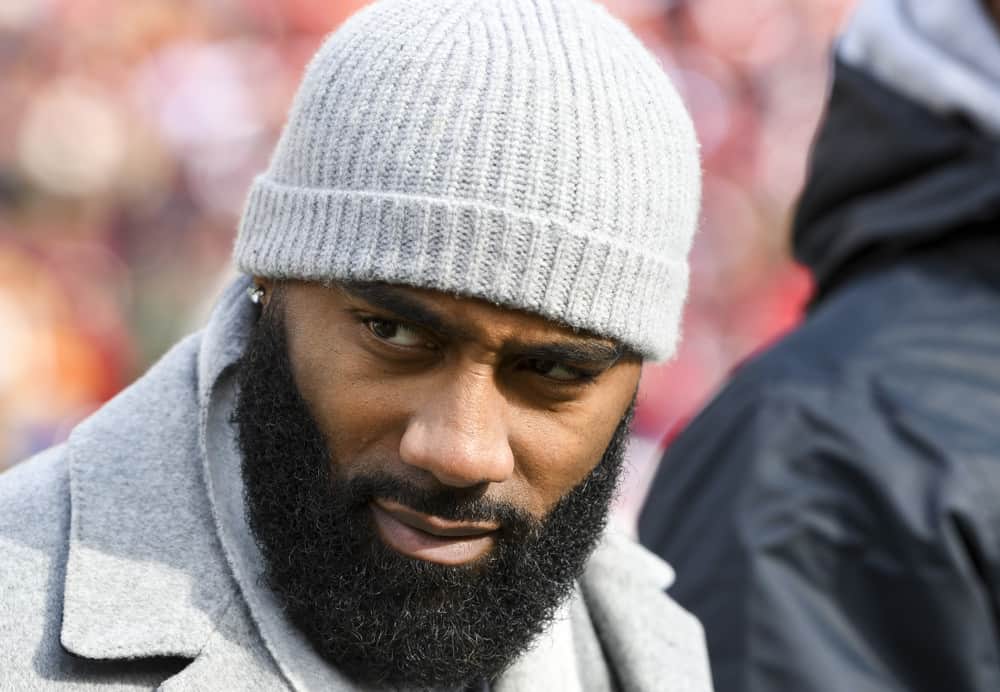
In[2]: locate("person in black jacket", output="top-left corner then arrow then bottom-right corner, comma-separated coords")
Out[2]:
639,0 -> 1000,690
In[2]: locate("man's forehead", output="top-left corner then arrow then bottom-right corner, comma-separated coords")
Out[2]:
333,281 -> 627,360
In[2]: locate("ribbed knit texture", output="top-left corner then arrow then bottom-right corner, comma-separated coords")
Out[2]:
234,0 -> 700,360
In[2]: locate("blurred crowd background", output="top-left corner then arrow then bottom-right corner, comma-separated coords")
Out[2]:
0,0 -> 856,525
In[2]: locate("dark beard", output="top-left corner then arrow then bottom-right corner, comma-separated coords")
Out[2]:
234,301 -> 632,690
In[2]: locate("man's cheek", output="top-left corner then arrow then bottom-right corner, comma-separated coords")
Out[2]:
513,424 -> 611,507
321,392 -> 407,467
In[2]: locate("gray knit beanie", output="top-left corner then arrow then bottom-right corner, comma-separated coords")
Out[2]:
234,0 -> 700,360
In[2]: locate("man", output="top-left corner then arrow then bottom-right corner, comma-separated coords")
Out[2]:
639,0 -> 1000,690
0,0 -> 711,689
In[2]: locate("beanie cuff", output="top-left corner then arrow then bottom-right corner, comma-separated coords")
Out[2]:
234,177 -> 688,361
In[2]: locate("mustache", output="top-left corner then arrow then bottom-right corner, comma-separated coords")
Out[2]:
337,473 -> 539,538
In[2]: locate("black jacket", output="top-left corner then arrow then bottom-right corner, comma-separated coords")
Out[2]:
638,61 -> 1000,692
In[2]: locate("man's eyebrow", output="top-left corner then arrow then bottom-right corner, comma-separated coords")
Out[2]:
339,282 -> 625,364
338,282 -> 467,339
508,340 -> 625,366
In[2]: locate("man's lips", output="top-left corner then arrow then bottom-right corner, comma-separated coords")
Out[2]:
370,498 -> 499,566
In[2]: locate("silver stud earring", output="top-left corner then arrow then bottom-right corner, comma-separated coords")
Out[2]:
247,284 -> 265,305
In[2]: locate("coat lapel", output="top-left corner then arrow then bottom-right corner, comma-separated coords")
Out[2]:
60,330 -> 235,661
59,279 -> 254,666
158,595 -> 289,691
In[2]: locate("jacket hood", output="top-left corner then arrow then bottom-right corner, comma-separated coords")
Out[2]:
792,59 -> 1000,300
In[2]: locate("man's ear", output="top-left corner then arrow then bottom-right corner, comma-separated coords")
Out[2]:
252,277 -> 276,308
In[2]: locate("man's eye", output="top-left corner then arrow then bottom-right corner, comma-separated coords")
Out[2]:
524,359 -> 593,383
365,319 -> 429,347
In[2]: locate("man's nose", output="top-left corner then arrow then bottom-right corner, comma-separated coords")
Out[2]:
398,369 -> 515,488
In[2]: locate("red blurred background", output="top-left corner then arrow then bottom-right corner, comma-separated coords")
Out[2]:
0,0 -> 856,525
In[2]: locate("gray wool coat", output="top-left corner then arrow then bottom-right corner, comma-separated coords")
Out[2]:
0,279 -> 713,691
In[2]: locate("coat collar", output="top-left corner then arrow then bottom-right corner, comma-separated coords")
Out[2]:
60,277 -> 253,661
579,528 -> 713,690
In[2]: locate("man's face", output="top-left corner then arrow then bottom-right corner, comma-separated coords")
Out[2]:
277,280 -> 639,532
235,280 -> 640,687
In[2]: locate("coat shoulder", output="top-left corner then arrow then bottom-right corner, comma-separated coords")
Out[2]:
0,443 -> 70,550
0,445 -> 76,684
